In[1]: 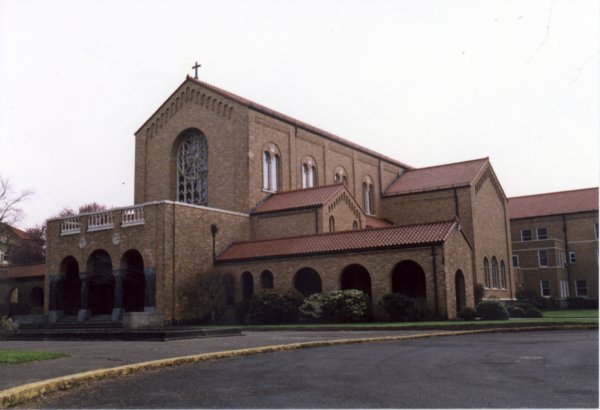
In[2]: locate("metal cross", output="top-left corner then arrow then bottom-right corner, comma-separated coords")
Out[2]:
192,62 -> 201,80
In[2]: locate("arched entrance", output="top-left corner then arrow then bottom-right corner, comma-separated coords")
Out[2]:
455,270 -> 467,313
8,288 -> 18,303
260,270 -> 274,289
86,250 -> 114,316
60,256 -> 80,315
120,250 -> 145,312
340,264 -> 372,298
391,260 -> 427,299
294,267 -> 322,297
29,287 -> 44,310
241,271 -> 254,300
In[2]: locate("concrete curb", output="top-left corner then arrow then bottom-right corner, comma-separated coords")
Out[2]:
0,324 -> 594,408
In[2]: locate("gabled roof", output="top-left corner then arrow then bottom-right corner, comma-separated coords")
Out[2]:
217,220 -> 457,262
253,184 -> 345,214
509,187 -> 599,219
384,158 -> 489,196
0,223 -> 28,240
137,76 -> 412,170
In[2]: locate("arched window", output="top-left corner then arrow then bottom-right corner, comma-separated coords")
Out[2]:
242,271 -> 254,301
491,257 -> 499,289
301,157 -> 317,188
363,177 -> 374,215
8,288 -> 18,303
177,129 -> 208,205
329,215 -> 335,232
262,144 -> 281,192
260,270 -> 274,289
353,220 -> 358,230
500,260 -> 507,289
334,166 -> 348,185
483,257 -> 490,288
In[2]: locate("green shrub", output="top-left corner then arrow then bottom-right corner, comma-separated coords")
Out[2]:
380,293 -> 417,322
458,307 -> 477,321
476,300 -> 509,320
517,288 -> 560,311
299,293 -> 325,323
474,283 -> 485,304
567,297 -> 598,309
321,290 -> 371,323
523,307 -> 543,318
0,316 -> 19,333
246,290 -> 303,324
506,306 -> 526,318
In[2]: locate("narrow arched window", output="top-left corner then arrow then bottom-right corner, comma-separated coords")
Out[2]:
483,257 -> 490,288
177,129 -> 208,205
353,220 -> 358,230
363,177 -> 374,215
301,157 -> 318,188
329,215 -> 335,232
271,154 -> 280,192
263,151 -> 270,191
500,260 -> 507,289
262,145 -> 281,192
492,257 -> 499,289
334,166 -> 348,185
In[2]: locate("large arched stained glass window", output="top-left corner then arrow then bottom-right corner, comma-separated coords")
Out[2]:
177,129 -> 208,205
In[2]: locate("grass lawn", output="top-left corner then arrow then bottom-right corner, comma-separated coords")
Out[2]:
543,309 -> 598,319
0,350 -> 67,365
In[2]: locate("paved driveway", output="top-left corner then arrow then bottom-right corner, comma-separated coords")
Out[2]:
21,330 -> 598,408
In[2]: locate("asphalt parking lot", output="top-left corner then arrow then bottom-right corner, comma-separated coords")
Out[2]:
21,330 -> 598,408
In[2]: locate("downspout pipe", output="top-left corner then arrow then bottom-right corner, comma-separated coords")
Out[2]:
211,224 -> 218,264
562,214 -> 572,297
431,245 -> 439,316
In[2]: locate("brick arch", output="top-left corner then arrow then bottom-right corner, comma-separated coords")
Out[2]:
340,264 -> 372,298
391,260 -> 426,299
120,249 -> 145,313
86,249 -> 114,316
293,267 -> 322,297
59,255 -> 80,315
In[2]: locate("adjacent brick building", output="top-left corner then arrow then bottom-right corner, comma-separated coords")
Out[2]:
509,188 -> 599,301
44,75 -> 516,324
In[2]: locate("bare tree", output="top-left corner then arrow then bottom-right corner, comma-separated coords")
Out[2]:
0,175 -> 33,227
78,202 -> 107,213
10,224 -> 46,264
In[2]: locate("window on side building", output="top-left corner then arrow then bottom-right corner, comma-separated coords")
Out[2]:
538,249 -> 548,267
569,251 -> 576,264
576,280 -> 588,297
595,223 -> 599,240
537,228 -> 548,240
521,229 -> 533,241
540,280 -> 550,297
559,280 -> 569,299
512,254 -> 519,267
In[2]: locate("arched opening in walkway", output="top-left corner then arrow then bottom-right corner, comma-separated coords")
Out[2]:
29,286 -> 44,310
241,271 -> 254,301
8,288 -> 18,303
391,260 -> 427,300
60,256 -> 80,315
340,264 -> 372,298
260,270 -> 274,289
87,250 -> 114,316
294,267 -> 322,297
455,270 -> 466,313
120,249 -> 145,312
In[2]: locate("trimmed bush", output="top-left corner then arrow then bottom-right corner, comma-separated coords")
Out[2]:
380,293 -> 417,322
506,306 -> 526,318
321,290 -> 371,323
523,307 -> 543,318
474,283 -> 485,304
299,293 -> 325,323
517,288 -> 560,311
458,307 -> 477,321
476,300 -> 509,320
567,297 -> 599,309
246,290 -> 303,324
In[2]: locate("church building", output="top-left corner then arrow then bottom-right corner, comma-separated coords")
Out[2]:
44,75 -> 514,325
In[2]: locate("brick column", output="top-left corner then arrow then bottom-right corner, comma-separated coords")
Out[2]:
111,269 -> 124,322
77,272 -> 91,322
144,266 -> 156,312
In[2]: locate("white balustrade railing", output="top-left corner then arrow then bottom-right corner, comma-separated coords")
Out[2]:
60,217 -> 81,235
121,206 -> 145,226
87,211 -> 114,231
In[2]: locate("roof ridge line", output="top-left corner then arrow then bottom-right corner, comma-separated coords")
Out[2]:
406,157 -> 489,173
509,187 -> 599,200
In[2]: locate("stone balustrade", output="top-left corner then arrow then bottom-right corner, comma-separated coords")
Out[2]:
59,206 -> 146,235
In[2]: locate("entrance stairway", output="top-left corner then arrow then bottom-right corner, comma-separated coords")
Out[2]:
2,315 -> 241,341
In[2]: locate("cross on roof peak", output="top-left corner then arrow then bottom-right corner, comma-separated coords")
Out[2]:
192,62 -> 201,80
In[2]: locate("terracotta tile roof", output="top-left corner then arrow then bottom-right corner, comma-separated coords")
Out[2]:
138,77 -> 412,170
218,220 -> 457,262
509,188 -> 599,219
11,226 -> 29,240
384,158 -> 489,196
365,216 -> 394,228
253,184 -> 345,214
0,263 -> 45,279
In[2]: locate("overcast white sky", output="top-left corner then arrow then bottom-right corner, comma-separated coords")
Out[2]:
1,0 -> 598,229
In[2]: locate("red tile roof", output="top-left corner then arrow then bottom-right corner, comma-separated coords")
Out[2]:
384,158 -> 489,196
218,220 -> 457,262
0,263 -> 45,279
137,77 -> 412,170
509,188 -> 599,219
253,184 -> 345,214
11,226 -> 29,240
365,216 -> 394,228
